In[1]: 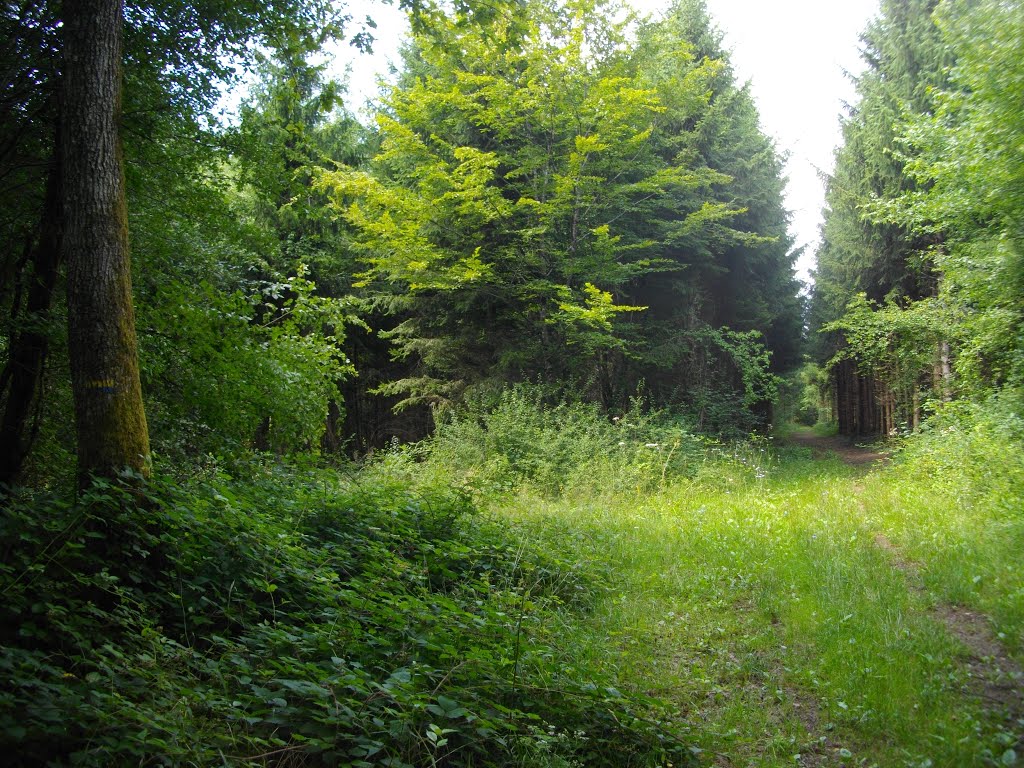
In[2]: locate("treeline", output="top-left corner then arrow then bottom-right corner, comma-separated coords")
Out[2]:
0,0 -> 800,483
811,0 -> 1024,434
1,3 -> 792,764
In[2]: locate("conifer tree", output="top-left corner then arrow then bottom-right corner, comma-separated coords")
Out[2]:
623,0 -> 801,428
812,0 -> 950,331
875,0 -> 1024,396
811,0 -> 951,434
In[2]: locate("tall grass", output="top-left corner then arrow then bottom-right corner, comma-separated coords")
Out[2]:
401,388 -> 1023,767
370,384 -> 712,500
4,386 -> 1020,766
860,395 -> 1024,652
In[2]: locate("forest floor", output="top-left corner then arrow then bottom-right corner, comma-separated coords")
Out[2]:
506,430 -> 1024,767
782,426 -> 889,466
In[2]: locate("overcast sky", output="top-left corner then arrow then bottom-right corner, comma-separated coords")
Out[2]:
690,0 -> 881,282
334,0 -> 882,283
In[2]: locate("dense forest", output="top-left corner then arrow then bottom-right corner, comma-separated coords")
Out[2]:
811,0 -> 1024,435
1,0 -> 1022,765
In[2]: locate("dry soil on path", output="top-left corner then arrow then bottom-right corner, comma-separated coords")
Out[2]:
784,429 -> 889,466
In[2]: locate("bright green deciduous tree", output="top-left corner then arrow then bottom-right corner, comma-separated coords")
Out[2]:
319,0 -> 708,409
320,0 -> 797,431
875,0 -> 1024,396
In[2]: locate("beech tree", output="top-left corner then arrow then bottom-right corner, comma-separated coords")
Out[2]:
317,0 -> 797,432
319,0 -> 688,409
60,0 -> 151,481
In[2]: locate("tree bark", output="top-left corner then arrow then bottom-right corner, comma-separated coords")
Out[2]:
61,0 -> 150,482
939,340 -> 952,402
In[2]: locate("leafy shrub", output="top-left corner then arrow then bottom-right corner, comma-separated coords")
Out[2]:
0,462 -> 695,766
388,384 -> 707,499
141,266 -> 354,459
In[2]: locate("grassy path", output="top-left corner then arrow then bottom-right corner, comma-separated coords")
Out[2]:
508,435 -> 1024,767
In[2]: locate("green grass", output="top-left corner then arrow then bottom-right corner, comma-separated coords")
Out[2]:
4,392 -> 1021,766
497,442 -> 1023,768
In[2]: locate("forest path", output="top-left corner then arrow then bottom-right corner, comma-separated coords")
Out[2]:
786,425 -> 1023,753
539,438 -> 1023,766
791,428 -> 1024,760
782,425 -> 889,466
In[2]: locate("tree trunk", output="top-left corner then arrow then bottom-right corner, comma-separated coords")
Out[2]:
61,0 -> 150,483
0,136 -> 63,485
939,340 -> 952,402
912,386 -> 920,431
321,398 -> 343,454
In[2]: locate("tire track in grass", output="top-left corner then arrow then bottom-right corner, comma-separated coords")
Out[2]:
541,433 -> 1018,765
873,530 -> 1024,752
789,427 -> 1024,755
615,475 -> 850,767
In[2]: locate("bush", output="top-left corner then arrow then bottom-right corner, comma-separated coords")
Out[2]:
0,461 -> 695,767
894,390 -> 1024,511
386,384 -> 707,499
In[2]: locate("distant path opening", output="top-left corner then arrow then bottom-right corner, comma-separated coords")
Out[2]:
784,426 -> 889,466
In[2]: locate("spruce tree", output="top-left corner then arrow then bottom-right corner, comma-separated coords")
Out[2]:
811,0 -> 952,434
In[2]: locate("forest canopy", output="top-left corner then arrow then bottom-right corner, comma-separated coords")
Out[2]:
812,0 -> 1024,434
1,0 -> 801,480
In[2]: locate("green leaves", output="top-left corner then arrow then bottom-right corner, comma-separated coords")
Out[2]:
0,458 -> 696,766
143,262 -> 355,455
312,0 -> 795,425
823,0 -> 1024,410
878,0 -> 1024,394
822,293 -> 948,394
554,283 -> 647,354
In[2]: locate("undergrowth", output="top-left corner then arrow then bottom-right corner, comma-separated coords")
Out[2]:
371,385 -> 713,500
8,387 -> 1020,767
0,458 -> 694,767
863,393 -> 1024,652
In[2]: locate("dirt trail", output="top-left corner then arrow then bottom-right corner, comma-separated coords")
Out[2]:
874,531 -> 1024,745
788,428 -> 1023,748
784,429 -> 888,466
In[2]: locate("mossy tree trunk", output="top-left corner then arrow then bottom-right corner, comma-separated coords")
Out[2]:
61,0 -> 150,483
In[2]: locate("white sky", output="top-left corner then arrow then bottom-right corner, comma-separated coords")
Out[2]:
333,0 -> 882,284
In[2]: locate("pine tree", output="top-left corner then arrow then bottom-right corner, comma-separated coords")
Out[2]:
877,0 -> 1024,395
811,0 -> 952,435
